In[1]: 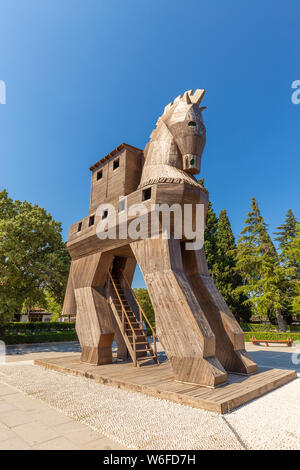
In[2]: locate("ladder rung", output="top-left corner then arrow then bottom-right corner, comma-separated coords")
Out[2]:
110,275 -> 158,367
137,356 -> 156,364
126,330 -> 144,338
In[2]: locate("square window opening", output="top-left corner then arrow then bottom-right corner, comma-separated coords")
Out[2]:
113,159 -> 120,170
89,215 -> 95,226
97,170 -> 103,181
77,222 -> 82,232
142,187 -> 152,201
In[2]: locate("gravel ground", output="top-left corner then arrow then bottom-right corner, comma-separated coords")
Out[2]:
0,362 -> 299,450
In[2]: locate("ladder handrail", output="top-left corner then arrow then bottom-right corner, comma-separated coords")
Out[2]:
108,272 -> 137,365
120,272 -> 158,362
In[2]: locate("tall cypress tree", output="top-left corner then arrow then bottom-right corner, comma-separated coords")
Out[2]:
235,198 -> 289,331
198,179 -> 219,275
214,210 -> 251,322
204,202 -> 219,275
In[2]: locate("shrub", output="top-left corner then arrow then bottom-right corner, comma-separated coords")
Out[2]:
0,322 -> 75,335
0,322 -> 77,345
1,330 -> 78,345
241,323 -> 300,333
244,331 -> 300,343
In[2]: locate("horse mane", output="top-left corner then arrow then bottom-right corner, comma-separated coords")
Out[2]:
161,89 -> 206,117
148,89 -> 206,140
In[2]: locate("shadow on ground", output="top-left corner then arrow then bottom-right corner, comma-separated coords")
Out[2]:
6,340 -> 299,375
6,341 -> 82,356
249,349 -> 300,374
5,340 -> 169,363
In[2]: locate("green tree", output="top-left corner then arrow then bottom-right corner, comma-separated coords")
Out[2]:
282,223 -> 300,316
44,290 -> 64,322
198,178 -> 219,274
275,209 -> 298,251
235,198 -> 290,331
133,288 -> 155,332
275,209 -> 299,273
199,179 -> 250,321
214,210 -> 251,322
0,190 -> 70,324
204,202 -> 219,275
274,210 -> 299,322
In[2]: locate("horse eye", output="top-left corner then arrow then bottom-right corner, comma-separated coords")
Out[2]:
188,121 -> 196,127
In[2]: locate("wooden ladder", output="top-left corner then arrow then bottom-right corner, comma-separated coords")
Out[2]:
108,272 -> 159,367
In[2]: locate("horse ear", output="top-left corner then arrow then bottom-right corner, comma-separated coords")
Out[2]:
189,89 -> 206,106
183,90 -> 192,104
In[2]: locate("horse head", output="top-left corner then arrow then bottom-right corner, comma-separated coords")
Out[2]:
159,89 -> 206,174
140,89 -> 207,188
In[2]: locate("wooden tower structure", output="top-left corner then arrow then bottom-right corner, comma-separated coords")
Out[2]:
63,89 -> 258,387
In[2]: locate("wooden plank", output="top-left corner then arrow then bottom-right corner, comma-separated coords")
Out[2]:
34,356 -> 296,415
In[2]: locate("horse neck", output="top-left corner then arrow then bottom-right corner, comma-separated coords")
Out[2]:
139,121 -> 182,187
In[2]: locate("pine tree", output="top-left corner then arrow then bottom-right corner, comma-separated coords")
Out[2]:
275,209 -> 298,250
213,210 -> 251,322
285,224 -> 300,315
273,210 -> 299,322
235,197 -> 289,331
275,209 -> 299,273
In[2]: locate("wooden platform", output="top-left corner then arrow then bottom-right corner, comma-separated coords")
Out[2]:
34,356 -> 297,414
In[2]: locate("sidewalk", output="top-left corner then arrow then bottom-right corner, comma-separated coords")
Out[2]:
0,380 -> 126,450
1,342 -> 126,450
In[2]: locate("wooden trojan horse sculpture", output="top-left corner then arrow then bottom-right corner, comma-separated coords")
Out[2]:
63,89 -> 257,387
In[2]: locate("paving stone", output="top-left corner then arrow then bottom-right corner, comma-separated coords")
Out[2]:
3,394 -> 47,412
1,409 -> 35,428
30,409 -> 73,426
0,401 -> 17,414
0,436 -> 31,450
82,437 -> 127,450
64,428 -> 104,446
0,426 -> 15,442
0,384 -> 18,397
50,420 -> 91,435
32,436 -> 79,450
13,421 -> 60,446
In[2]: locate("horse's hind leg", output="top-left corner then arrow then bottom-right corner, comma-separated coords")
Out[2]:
181,246 -> 257,375
62,261 -> 77,319
71,252 -> 115,365
131,238 -> 227,387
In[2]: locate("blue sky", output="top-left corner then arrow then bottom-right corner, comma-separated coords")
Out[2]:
0,0 -> 299,287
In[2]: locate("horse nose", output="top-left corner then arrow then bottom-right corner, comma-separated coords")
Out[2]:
183,154 -> 201,174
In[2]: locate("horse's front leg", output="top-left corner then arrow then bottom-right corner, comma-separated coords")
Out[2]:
181,246 -> 257,375
131,237 -> 227,387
